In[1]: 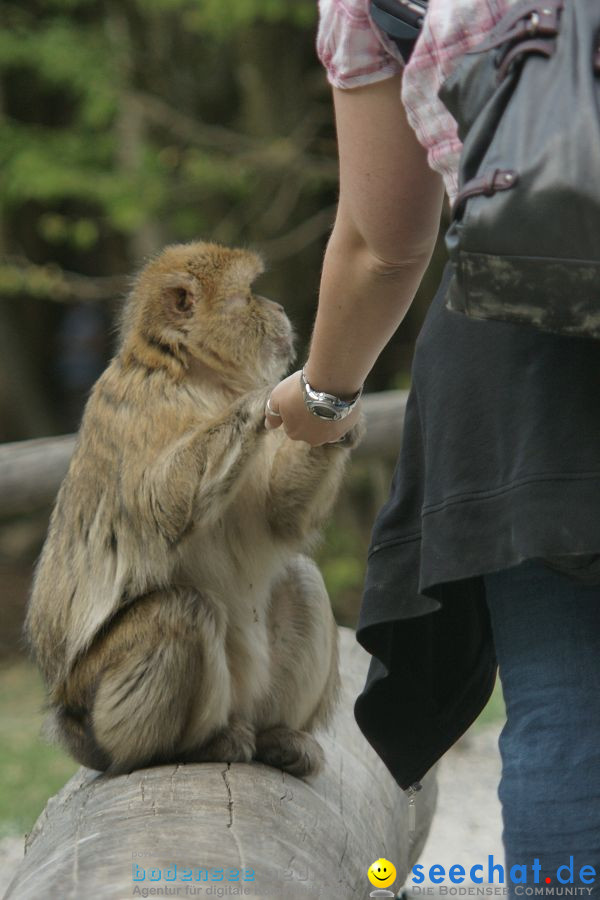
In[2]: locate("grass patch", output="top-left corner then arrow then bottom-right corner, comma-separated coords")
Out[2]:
0,660 -> 78,838
474,677 -> 506,729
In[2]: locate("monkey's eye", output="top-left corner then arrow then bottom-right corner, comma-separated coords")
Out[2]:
174,288 -> 190,311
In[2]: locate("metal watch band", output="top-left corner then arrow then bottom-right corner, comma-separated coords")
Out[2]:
300,368 -> 362,421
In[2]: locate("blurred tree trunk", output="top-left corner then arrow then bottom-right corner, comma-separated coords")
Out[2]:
106,2 -> 165,264
0,307 -> 57,438
0,83 -> 56,438
233,22 -> 331,349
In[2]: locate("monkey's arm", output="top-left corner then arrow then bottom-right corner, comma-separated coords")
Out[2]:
142,391 -> 268,543
266,423 -> 362,541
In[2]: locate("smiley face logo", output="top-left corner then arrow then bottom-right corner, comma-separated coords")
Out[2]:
367,858 -> 397,889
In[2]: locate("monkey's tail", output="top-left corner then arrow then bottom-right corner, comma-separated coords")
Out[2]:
46,707 -> 112,772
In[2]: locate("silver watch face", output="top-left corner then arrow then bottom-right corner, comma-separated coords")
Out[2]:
307,400 -> 341,420
301,370 -> 359,420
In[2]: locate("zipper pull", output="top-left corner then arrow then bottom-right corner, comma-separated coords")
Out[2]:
406,781 -> 422,834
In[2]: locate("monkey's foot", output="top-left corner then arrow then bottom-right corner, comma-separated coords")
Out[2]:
254,726 -> 324,777
182,719 -> 255,764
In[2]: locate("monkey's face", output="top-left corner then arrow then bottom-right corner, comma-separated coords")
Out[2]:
128,242 -> 295,388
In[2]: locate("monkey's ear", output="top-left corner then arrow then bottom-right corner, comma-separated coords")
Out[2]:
161,273 -> 198,317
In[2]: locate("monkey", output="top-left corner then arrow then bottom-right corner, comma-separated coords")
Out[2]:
25,240 -> 362,778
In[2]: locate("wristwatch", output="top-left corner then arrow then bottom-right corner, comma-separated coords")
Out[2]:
300,367 -> 362,421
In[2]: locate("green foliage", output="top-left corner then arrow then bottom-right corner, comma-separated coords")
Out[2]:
189,0 -> 316,34
3,122 -> 111,203
0,0 -> 328,272
0,261 -> 73,300
39,214 -> 99,250
136,0 -> 317,35
475,680 -> 506,728
0,19 -> 116,124
322,554 -> 365,598
317,500 -> 370,627
179,149 -> 252,195
390,371 -> 412,391
0,0 -> 423,443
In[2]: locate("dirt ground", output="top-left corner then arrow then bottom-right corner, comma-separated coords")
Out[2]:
405,722 -> 504,892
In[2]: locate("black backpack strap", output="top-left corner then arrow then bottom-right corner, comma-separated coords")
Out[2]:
369,0 -> 428,63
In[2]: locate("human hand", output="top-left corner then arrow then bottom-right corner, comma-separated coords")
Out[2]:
264,370 -> 362,447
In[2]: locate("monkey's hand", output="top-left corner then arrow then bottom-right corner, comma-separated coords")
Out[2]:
143,389 -> 270,542
265,415 -> 363,543
232,387 -> 272,434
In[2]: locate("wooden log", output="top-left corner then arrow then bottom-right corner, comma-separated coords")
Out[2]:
0,391 -> 407,521
0,434 -> 76,520
353,389 -> 407,463
6,627 -> 437,900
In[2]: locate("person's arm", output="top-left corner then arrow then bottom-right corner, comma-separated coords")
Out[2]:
265,73 -> 445,445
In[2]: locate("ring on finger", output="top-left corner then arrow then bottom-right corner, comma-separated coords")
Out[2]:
265,397 -> 282,418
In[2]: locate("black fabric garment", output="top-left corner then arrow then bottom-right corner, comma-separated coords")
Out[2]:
354,263 -> 600,791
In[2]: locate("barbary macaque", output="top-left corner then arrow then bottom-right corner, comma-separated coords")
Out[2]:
25,241 -> 361,777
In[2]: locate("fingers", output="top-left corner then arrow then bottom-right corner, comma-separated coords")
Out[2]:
263,373 -> 361,445
308,408 -> 362,447
283,403 -> 362,447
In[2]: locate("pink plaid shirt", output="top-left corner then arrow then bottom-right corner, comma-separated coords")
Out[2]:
317,0 -> 517,202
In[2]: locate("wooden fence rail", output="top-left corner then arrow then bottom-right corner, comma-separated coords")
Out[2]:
0,390 -> 408,521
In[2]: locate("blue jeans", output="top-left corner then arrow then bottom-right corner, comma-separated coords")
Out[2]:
484,559 -> 600,897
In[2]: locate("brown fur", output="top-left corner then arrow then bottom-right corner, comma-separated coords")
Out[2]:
25,240 -> 361,776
